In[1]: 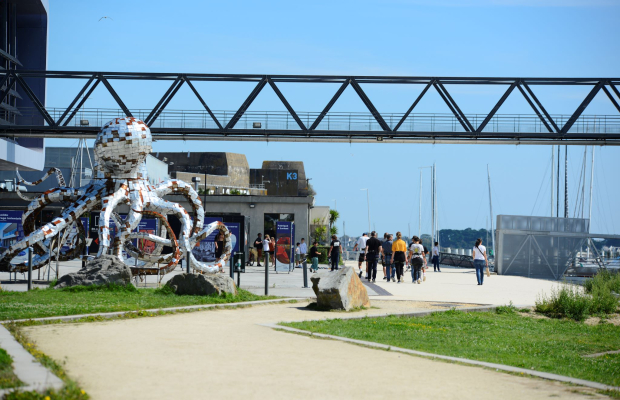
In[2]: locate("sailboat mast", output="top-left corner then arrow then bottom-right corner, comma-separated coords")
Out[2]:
487,164 -> 495,256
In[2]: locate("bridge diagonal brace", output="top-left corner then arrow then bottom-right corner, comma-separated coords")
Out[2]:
145,77 -> 182,126
350,78 -> 391,132
0,73 -> 15,105
100,75 -> 133,118
476,81 -> 517,133
63,79 -> 100,126
560,80 -> 604,134
267,78 -> 306,131
602,85 -> 620,114
185,79 -> 223,130
516,84 -> 554,133
14,75 -> 56,127
224,77 -> 267,130
147,78 -> 184,126
522,82 -> 560,133
609,84 -> 620,104
309,79 -> 349,131
436,81 -> 475,132
433,81 -> 470,132
56,75 -> 96,126
394,81 -> 432,132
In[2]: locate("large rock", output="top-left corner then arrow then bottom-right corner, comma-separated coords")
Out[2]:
55,255 -> 132,288
166,273 -> 238,296
311,267 -> 370,310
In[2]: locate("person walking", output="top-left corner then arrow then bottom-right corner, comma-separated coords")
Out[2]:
299,238 -> 307,267
381,233 -> 388,279
254,233 -> 263,267
473,238 -> 488,285
309,241 -> 320,272
432,241 -> 441,272
295,242 -> 301,268
353,233 -> 370,279
328,234 -> 343,271
365,231 -> 382,283
269,236 -> 276,266
382,234 -> 395,282
262,235 -> 271,265
390,231 -> 408,283
409,236 -> 426,284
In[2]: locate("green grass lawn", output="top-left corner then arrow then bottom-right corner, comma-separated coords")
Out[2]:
0,284 -> 278,321
284,309 -> 620,387
0,347 -> 22,389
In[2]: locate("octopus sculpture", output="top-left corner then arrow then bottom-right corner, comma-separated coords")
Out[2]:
0,117 -> 231,276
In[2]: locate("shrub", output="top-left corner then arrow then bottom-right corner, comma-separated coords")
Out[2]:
584,269 -> 620,295
535,284 -> 592,321
496,302 -> 517,315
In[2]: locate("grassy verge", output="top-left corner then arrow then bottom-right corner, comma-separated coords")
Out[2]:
0,347 -> 22,389
283,308 -> 620,387
0,284 -> 279,321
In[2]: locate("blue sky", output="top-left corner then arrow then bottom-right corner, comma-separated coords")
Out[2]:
45,0 -> 620,237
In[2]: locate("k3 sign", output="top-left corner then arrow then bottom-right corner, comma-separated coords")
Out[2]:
286,172 -> 297,180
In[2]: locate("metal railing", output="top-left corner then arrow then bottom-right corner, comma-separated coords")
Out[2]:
11,107 -> 620,135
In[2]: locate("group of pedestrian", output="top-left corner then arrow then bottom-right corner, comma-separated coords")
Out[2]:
249,229 -> 489,286
350,230 -> 489,285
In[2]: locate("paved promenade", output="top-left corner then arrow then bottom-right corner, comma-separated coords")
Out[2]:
1,260 -> 561,306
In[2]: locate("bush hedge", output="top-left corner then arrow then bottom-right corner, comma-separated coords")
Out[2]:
535,270 -> 620,321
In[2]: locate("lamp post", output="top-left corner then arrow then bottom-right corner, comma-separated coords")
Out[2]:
360,188 -> 370,234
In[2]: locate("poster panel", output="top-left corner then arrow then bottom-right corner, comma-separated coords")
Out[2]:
0,211 -> 25,260
275,221 -> 293,272
191,217 -> 222,263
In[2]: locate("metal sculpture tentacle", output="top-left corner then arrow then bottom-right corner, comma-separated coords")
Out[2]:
0,117 -> 232,276
16,167 -> 67,202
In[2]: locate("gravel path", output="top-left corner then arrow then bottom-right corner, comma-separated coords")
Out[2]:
23,300 -> 605,400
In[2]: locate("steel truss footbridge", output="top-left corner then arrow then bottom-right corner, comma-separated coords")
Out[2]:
2,70 -> 620,145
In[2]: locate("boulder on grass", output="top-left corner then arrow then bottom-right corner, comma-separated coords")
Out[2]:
55,255 -> 132,289
311,266 -> 370,310
166,273 -> 238,296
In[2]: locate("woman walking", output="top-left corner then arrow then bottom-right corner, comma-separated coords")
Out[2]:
409,236 -> 426,284
309,241 -> 320,272
473,238 -> 488,285
390,231 -> 408,283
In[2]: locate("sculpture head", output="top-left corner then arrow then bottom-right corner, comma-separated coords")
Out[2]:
94,117 -> 153,178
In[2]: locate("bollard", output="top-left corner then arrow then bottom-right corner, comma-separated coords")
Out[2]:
229,256 -> 234,280
302,258 -> 308,288
186,252 -> 190,274
265,252 -> 269,296
27,247 -> 32,291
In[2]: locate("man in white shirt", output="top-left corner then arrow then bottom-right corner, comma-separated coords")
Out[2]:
262,235 -> 271,265
432,241 -> 441,272
352,233 -> 369,279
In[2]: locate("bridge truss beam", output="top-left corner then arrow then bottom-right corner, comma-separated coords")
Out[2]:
1,70 -> 619,144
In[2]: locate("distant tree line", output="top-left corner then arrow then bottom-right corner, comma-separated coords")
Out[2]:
438,228 -> 493,251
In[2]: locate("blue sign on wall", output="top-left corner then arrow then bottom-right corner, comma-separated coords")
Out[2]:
0,211 -> 24,253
